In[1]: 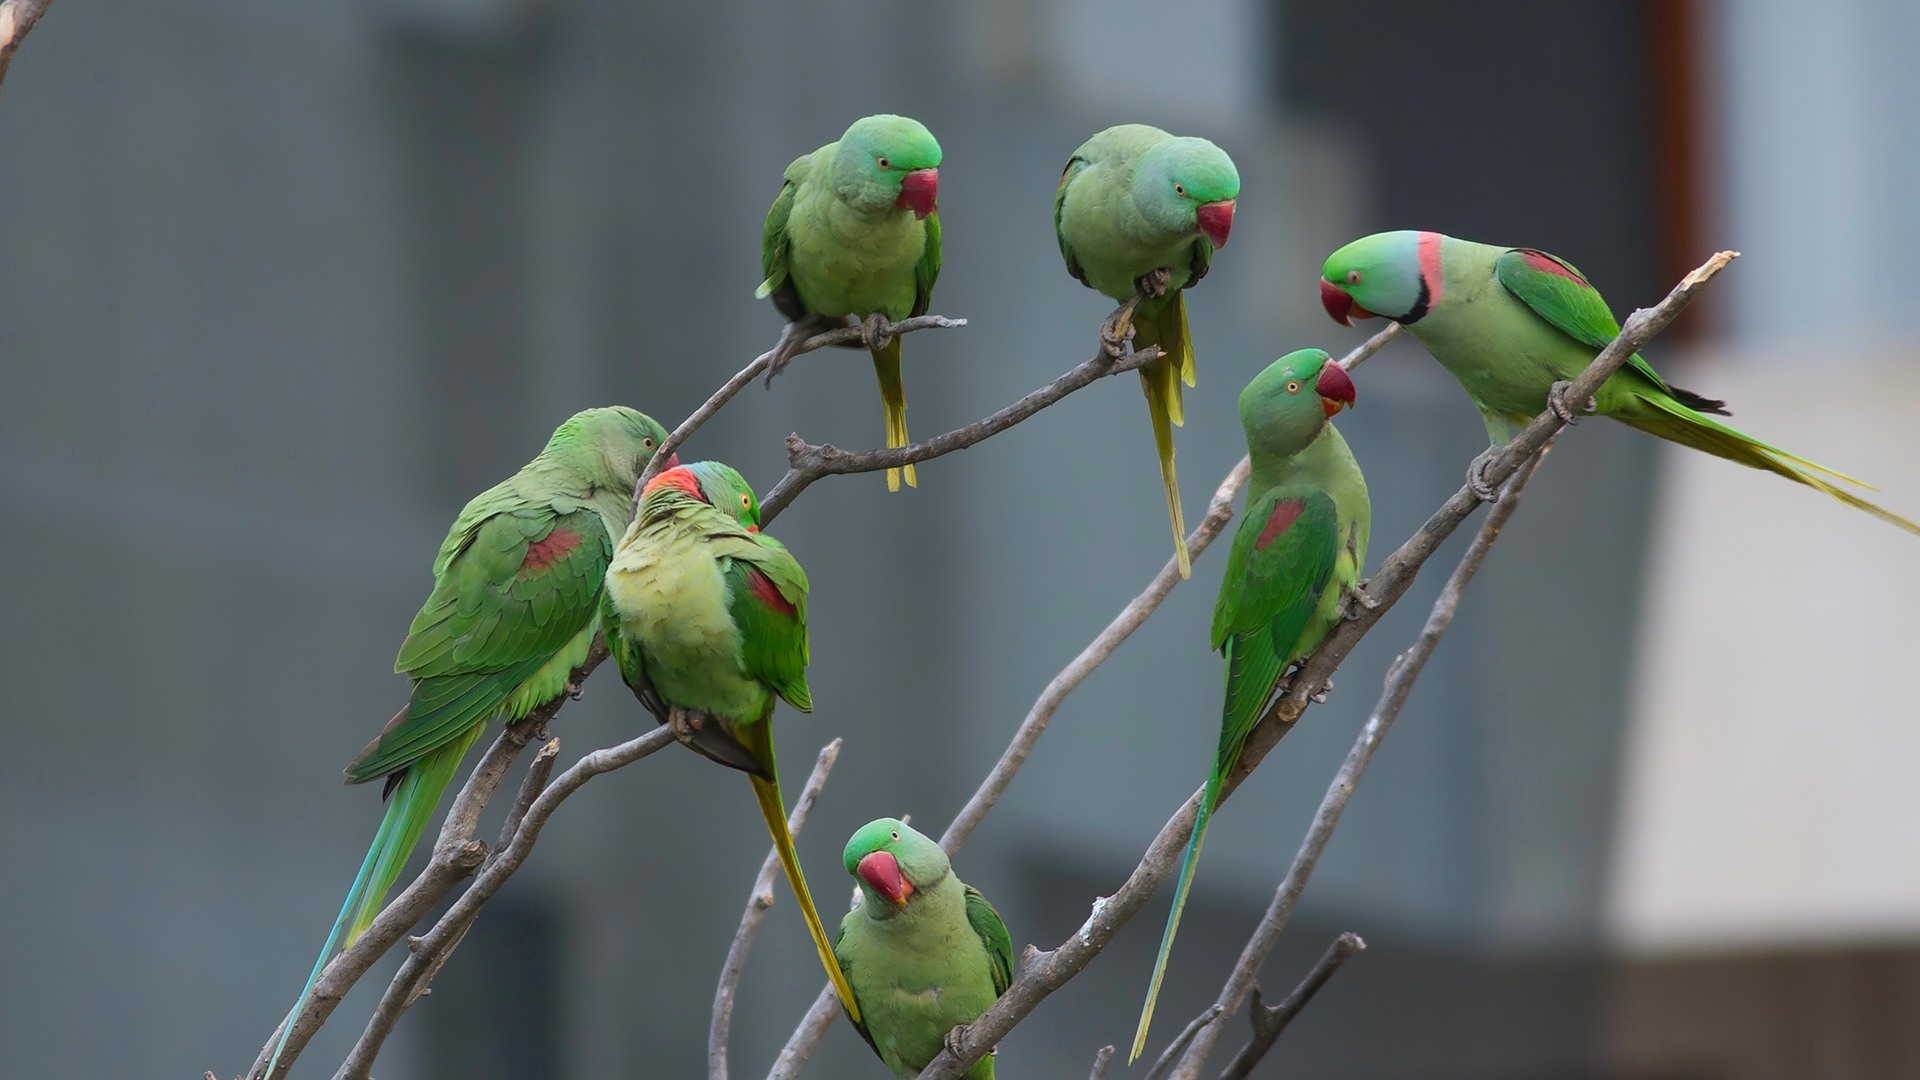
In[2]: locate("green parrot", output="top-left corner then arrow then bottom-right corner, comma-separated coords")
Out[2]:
1132,350 -> 1369,1061
1320,231 -> 1920,533
758,113 -> 943,492
267,406 -> 673,1077
834,818 -> 1014,1079
601,461 -> 863,1021
1054,123 -> 1240,578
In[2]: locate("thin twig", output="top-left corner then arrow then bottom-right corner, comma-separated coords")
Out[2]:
1161,447 -> 1551,1079
1215,932 -> 1366,1080
709,740 -> 845,1080
910,251 -> 1738,1079
1143,1004 -> 1224,1080
333,725 -> 678,1080
0,0 -> 55,99
639,314 -> 966,495
759,302 -> 1169,521
1088,1045 -> 1117,1080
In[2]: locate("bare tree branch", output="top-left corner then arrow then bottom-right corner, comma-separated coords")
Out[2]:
0,0 -> 54,99
1160,445 -> 1551,1078
909,251 -> 1738,1079
639,314 -> 967,495
1088,1045 -> 1116,1080
1214,932 -> 1366,1080
762,314 -> 1406,1080
710,740 -> 845,1080
333,724 -> 678,1080
1143,1005 -> 1224,1080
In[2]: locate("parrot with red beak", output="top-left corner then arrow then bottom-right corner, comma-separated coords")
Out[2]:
834,818 -> 1013,1079
1132,350 -> 1369,1061
758,113 -> 943,491
1055,124 -> 1241,577
1319,231 -> 1920,533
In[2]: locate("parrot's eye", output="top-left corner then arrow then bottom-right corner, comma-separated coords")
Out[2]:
889,831 -> 901,841
1346,270 -> 1363,286
1173,182 -> 1187,198
876,156 -> 890,170
1285,381 -> 1301,394
739,493 -> 751,509
642,437 -> 655,449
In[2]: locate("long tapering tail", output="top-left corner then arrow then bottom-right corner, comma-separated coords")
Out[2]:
264,727 -> 483,1077
1616,393 -> 1920,536
871,339 -> 916,492
1131,771 -> 1224,1062
749,772 -> 863,1024
1131,296 -> 1194,578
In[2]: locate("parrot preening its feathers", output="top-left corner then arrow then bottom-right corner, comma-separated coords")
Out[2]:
1055,123 -> 1240,578
267,406 -> 673,1078
835,818 -> 1014,1079
601,461 -> 862,1023
1320,230 -> 1920,535
759,114 -> 943,492
1131,351 -> 1370,1061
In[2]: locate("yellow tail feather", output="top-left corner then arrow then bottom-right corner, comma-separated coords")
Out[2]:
871,341 -> 916,492
1618,395 -> 1920,536
1131,300 -> 1194,578
749,773 -> 862,1024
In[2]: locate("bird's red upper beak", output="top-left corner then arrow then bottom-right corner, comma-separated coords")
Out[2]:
1316,361 -> 1356,417
1319,279 -> 1375,327
856,850 -> 915,906
896,168 -> 938,220
1196,199 -> 1235,248
660,452 -> 681,471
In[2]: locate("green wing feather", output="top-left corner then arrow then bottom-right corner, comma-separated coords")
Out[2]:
1493,248 -> 1707,408
913,210 -> 942,318
725,534 -> 812,713
1053,155 -> 1090,285
964,885 -> 1015,996
832,919 -> 882,1054
347,507 -> 610,782
757,157 -> 807,321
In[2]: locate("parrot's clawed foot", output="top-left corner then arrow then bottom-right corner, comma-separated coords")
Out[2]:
943,1024 -> 973,1059
1466,447 -> 1503,502
1100,303 -> 1137,358
1310,677 -> 1335,704
857,312 -> 894,351
667,707 -> 710,746
763,323 -> 813,387
1341,584 -> 1380,621
1547,380 -> 1595,424
1135,267 -> 1172,299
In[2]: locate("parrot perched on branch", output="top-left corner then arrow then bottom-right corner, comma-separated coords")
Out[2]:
1132,350 -> 1369,1061
267,406 -> 673,1077
758,113 -> 943,492
834,818 -> 1014,1079
1319,231 -> 1920,534
600,461 -> 862,1021
1054,123 -> 1240,577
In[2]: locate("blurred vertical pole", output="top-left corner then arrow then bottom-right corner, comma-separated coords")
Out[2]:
1643,0 -> 1710,341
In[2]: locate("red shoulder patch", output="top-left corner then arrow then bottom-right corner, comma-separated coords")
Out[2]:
745,566 -> 798,619
1254,500 -> 1305,551
1517,249 -> 1590,287
520,528 -> 583,576
644,466 -> 706,502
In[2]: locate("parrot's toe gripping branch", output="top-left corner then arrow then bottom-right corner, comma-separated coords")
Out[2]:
1547,380 -> 1596,425
1341,585 -> 1380,621
856,312 -> 894,351
1466,448 -> 1503,502
1100,299 -> 1139,359
763,323 -> 812,387
1134,267 -> 1172,300
667,706 -> 709,747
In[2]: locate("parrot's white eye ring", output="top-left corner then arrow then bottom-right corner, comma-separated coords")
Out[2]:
876,156 -> 890,170
1285,381 -> 1301,394
1173,182 -> 1186,197
1346,270 -> 1362,285
890,831 -> 901,841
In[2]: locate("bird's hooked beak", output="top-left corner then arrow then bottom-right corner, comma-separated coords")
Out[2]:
1196,199 -> 1235,248
856,850 -> 915,906
660,452 -> 681,471
1316,361 -> 1356,417
1319,278 -> 1377,326
896,168 -> 938,220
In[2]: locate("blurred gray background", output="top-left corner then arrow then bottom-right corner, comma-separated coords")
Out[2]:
5,1 -> 1919,1077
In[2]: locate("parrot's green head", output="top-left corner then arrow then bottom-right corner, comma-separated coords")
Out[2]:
1239,349 -> 1356,456
548,406 -> 675,492
843,817 -> 949,916
1319,230 -> 1442,326
638,460 -> 761,531
1134,137 -> 1240,249
830,114 -> 942,219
